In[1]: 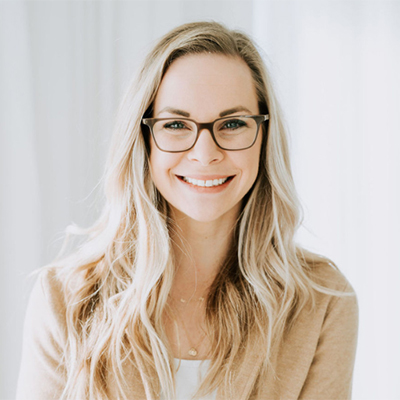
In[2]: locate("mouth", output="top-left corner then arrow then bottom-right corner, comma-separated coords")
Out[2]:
176,175 -> 235,188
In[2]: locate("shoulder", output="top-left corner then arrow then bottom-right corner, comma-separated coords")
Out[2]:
31,267 -> 67,311
309,263 -> 358,327
295,264 -> 359,398
280,262 -> 359,365
297,261 -> 358,328
286,262 -> 358,337
17,267 -> 69,399
25,267 -> 68,346
271,264 -> 359,398
312,262 -> 354,289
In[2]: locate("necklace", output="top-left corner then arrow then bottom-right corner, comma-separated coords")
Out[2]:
167,295 -> 208,358
168,291 -> 205,304
178,296 -> 204,304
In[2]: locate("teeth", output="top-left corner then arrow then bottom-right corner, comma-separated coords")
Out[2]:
182,176 -> 229,187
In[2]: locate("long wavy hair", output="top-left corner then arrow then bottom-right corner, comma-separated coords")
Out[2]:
46,21 -> 349,400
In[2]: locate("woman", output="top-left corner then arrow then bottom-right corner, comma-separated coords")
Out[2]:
17,21 -> 358,400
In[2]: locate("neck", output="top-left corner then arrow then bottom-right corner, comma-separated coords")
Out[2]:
168,206 -> 239,300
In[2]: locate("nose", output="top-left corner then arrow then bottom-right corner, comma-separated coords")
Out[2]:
187,128 -> 223,165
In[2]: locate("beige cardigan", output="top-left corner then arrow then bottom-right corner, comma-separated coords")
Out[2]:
16,264 -> 358,399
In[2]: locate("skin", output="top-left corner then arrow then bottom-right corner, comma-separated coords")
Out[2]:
148,53 -> 263,358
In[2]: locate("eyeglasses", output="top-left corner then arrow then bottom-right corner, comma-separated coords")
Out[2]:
142,115 -> 269,153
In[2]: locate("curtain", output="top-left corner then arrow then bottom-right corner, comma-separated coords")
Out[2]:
253,3 -> 400,398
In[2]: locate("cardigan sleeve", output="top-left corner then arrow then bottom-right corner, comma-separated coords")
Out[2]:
16,270 -> 68,400
298,280 -> 359,400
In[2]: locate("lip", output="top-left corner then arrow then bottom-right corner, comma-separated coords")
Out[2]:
176,174 -> 234,180
175,174 -> 235,193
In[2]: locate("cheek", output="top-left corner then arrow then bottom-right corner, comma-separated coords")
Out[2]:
149,136 -> 179,172
242,145 -> 262,179
150,155 -> 166,186
149,151 -> 181,193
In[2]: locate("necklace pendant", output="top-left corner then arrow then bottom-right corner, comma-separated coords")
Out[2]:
188,348 -> 198,357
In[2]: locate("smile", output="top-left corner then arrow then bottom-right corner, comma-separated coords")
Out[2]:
182,176 -> 229,187
176,175 -> 235,189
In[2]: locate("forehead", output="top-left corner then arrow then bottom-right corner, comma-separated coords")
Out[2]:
153,53 -> 259,118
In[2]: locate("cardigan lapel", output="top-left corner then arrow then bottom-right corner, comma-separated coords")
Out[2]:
125,340 -> 268,399
111,330 -> 273,399
215,330 -> 270,400
111,308 -> 321,400
114,344 -> 267,400
215,351 -> 266,400
107,356 -> 159,399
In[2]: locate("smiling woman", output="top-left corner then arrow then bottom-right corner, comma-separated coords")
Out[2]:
16,21 -> 358,400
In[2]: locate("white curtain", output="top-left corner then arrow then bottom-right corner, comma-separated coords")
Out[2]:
253,2 -> 400,399
1,1 -> 398,399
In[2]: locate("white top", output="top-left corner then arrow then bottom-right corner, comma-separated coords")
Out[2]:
159,358 -> 217,400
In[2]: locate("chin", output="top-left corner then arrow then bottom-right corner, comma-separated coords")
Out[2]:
172,203 -> 240,224
187,214 -> 223,223
178,209 -> 222,223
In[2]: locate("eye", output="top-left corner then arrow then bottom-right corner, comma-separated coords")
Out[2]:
220,119 -> 248,130
163,120 -> 189,130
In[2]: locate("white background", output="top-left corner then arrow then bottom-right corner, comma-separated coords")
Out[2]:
1,1 -> 399,399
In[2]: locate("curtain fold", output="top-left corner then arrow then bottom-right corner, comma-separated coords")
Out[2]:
0,1 -> 42,394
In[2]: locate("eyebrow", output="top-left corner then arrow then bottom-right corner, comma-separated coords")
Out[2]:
156,106 -> 253,118
219,107 -> 252,117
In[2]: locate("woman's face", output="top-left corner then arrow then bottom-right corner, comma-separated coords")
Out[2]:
149,53 -> 263,223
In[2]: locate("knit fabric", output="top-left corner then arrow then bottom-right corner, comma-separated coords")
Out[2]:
16,264 -> 358,399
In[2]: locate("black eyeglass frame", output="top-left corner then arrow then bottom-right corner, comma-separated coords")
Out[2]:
141,114 -> 269,153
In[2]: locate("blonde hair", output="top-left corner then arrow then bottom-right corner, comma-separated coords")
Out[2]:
46,21 -> 350,399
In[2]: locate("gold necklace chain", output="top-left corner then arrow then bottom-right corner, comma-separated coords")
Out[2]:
168,291 -> 205,304
167,296 -> 208,358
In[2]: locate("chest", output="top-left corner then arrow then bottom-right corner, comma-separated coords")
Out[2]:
163,304 -> 212,360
